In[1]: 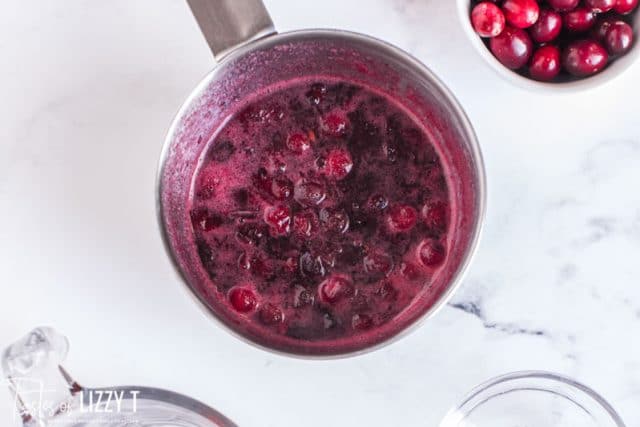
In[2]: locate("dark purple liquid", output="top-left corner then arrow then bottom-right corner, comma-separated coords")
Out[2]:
188,79 -> 454,354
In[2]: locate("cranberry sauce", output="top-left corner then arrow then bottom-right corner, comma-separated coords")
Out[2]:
188,79 -> 453,354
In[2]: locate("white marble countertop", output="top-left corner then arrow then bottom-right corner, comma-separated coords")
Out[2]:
1,1 -> 639,426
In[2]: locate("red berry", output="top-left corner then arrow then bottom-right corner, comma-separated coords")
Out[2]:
293,210 -> 319,236
547,0 -> 580,12
418,239 -> 447,267
585,0 -> 616,12
592,17 -> 618,41
320,112 -> 349,136
529,45 -> 562,81
293,180 -> 326,206
352,314 -> 374,330
399,262 -> 421,281
319,207 -> 350,234
614,0 -> 639,14
229,287 -> 257,313
319,276 -> 352,303
306,83 -> 327,105
325,148 -> 353,180
387,204 -> 418,232
264,205 -> 291,234
604,21 -> 634,55
563,39 -> 609,76
286,132 -> 311,153
368,194 -> 389,211
375,281 -> 398,301
190,208 -> 223,232
363,251 -> 394,277
270,177 -> 293,201
490,26 -> 533,69
471,2 -> 506,37
502,0 -> 540,29
530,9 -> 563,43
564,8 -> 596,33
259,303 -> 284,325
422,200 -> 448,233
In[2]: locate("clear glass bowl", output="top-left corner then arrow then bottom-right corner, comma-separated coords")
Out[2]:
440,371 -> 626,427
2,328 -> 236,427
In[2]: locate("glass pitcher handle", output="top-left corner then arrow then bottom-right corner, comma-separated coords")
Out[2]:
2,327 -> 81,426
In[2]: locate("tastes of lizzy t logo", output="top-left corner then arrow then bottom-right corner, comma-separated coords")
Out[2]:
5,377 -> 140,423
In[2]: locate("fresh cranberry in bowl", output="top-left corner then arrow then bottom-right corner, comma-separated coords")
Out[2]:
563,8 -> 597,33
605,21 -> 634,55
530,8 -> 563,43
502,0 -> 540,28
529,45 -> 562,81
548,0 -> 581,12
563,39 -> 609,76
586,0 -> 616,13
461,0 -> 639,86
489,26 -> 533,69
615,0 -> 639,14
471,2 -> 506,37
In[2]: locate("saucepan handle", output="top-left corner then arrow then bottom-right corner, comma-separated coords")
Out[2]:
186,0 -> 277,61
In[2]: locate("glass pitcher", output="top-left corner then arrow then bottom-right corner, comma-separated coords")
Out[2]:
2,328 -> 236,427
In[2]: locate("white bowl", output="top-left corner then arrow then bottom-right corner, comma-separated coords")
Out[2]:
456,0 -> 640,92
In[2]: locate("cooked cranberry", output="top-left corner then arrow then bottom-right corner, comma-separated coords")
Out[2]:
306,83 -> 327,105
319,207 -> 350,234
502,0 -> 540,29
529,45 -> 562,81
319,276 -> 352,303
418,239 -> 447,267
399,262 -> 421,281
604,21 -> 634,55
259,304 -> 284,325
530,9 -> 563,43
375,281 -> 398,301
352,314 -> 374,330
264,205 -> 292,234
190,208 -> 223,232
235,224 -> 265,245
585,0 -> 616,12
564,8 -> 596,32
320,112 -> 349,136
563,39 -> 609,76
325,148 -> 353,180
249,256 -> 274,278
286,132 -> 311,153
238,252 -> 252,270
471,2 -> 506,37
368,194 -> 389,211
363,251 -> 394,277
547,0 -> 580,12
490,26 -> 533,69
614,0 -> 639,14
293,286 -> 314,308
229,287 -> 257,313
387,204 -> 418,232
299,251 -> 326,277
422,201 -> 448,233
293,180 -> 326,206
271,177 -> 293,200
293,210 -> 319,236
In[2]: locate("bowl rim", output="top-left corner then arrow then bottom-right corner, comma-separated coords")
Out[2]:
155,28 -> 487,359
455,0 -> 640,93
439,370 -> 627,427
